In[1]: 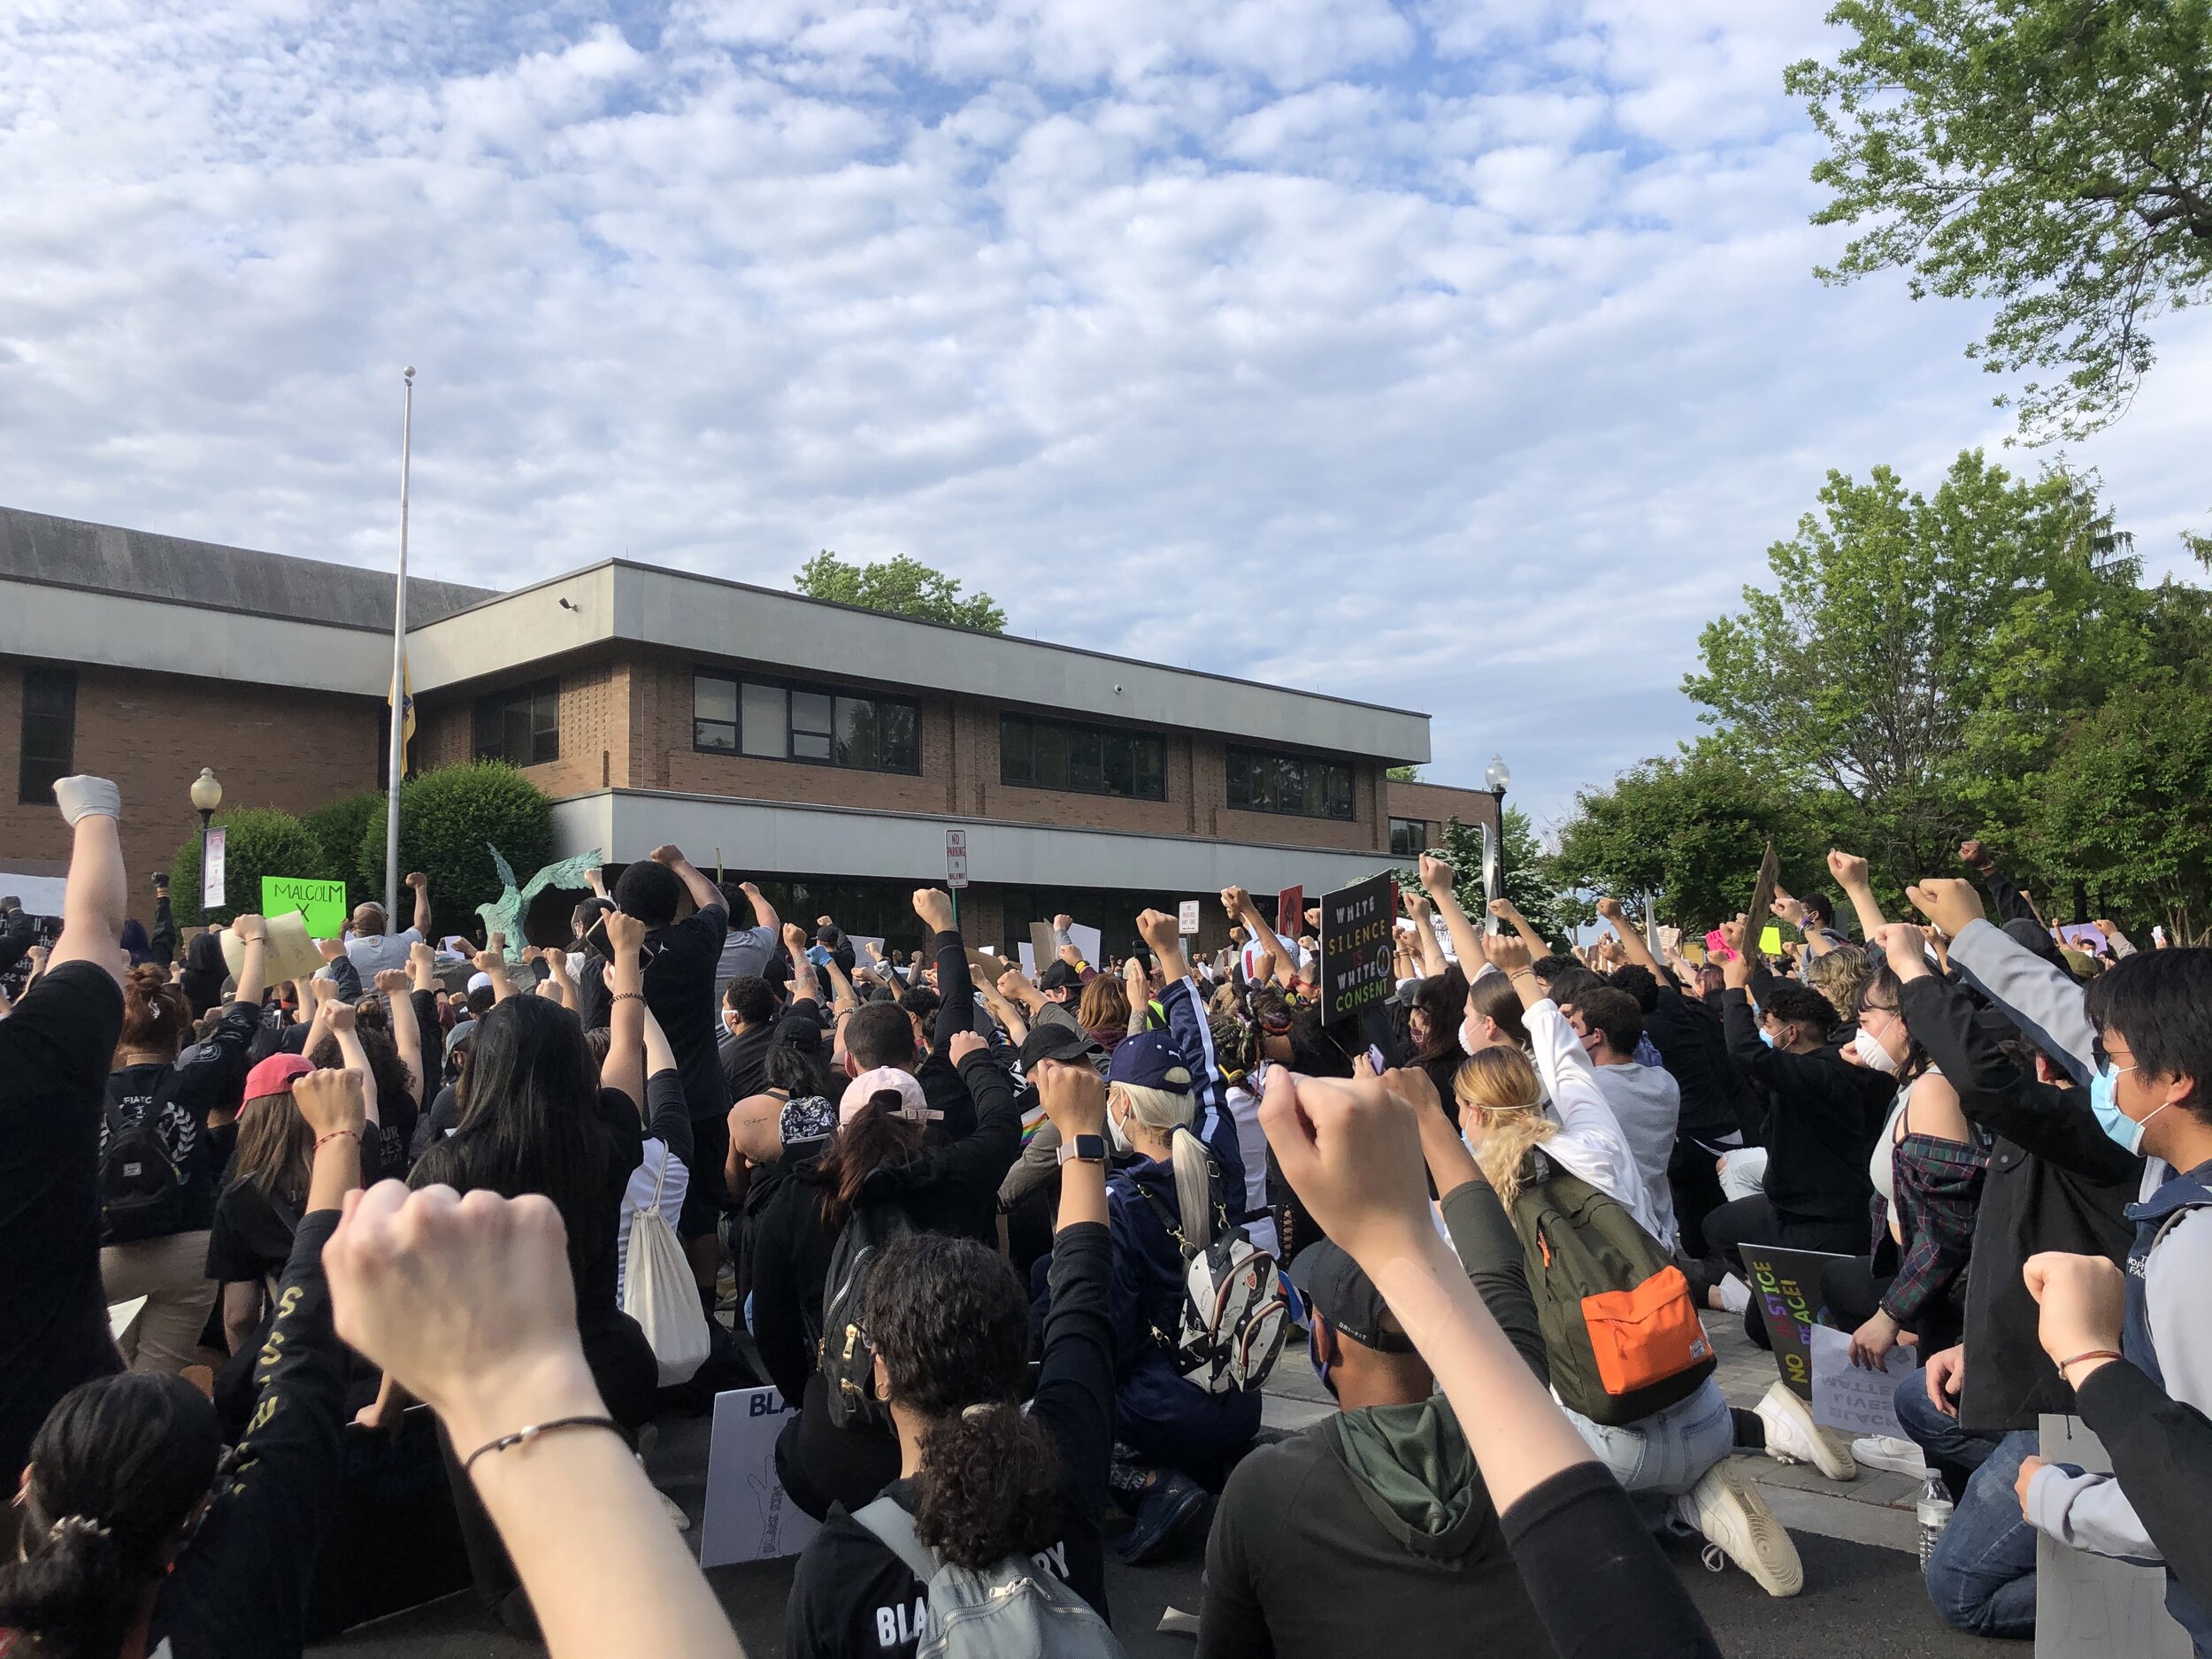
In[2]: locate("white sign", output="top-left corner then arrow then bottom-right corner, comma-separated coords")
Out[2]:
1807,1323 -> 1918,1439
2035,1415 -> 2193,1658
945,827 -> 969,890
202,826 -> 227,910
697,1386 -> 821,1568
1069,922 -> 1101,966
1178,899 -> 1200,936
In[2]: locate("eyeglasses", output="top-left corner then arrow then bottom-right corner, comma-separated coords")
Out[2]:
2091,1036 -> 2139,1073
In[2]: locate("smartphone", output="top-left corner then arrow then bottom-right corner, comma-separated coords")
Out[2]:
585,915 -> 660,965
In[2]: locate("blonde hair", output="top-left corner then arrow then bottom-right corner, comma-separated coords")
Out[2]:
1110,1077 -> 1213,1252
1806,944 -> 1871,1025
1453,1048 -> 1556,1209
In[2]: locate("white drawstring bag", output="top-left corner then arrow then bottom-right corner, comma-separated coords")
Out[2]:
623,1146 -> 711,1386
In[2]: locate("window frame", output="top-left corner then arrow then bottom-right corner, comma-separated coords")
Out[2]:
1225,743 -> 1358,822
17,665 -> 76,805
998,711 -> 1168,803
1389,817 -> 1429,857
691,669 -> 922,776
472,677 -> 561,767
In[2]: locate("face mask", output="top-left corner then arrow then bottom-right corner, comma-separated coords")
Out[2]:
1758,1026 -> 1778,1049
1459,1018 -> 1482,1056
2090,1064 -> 2165,1155
1853,1028 -> 1901,1075
1105,1105 -> 1133,1155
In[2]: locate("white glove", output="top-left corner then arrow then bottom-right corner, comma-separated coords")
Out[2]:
52,775 -> 121,826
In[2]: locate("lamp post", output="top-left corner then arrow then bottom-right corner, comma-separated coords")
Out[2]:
190,767 -> 222,915
1484,754 -> 1510,902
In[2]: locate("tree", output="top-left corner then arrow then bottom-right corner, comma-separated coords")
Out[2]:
1386,764 -> 1421,781
303,789 -> 382,887
1685,450 -> 2147,887
1397,809 -> 1577,948
1548,748 -> 1828,930
167,808 -> 333,929
1787,0 -> 2212,441
794,550 -> 1007,632
355,762 -> 554,939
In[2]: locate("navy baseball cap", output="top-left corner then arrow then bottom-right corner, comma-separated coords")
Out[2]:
1107,1030 -> 1190,1093
1289,1240 -> 1417,1354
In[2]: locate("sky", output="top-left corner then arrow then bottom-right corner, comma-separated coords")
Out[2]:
3,0 -> 2208,832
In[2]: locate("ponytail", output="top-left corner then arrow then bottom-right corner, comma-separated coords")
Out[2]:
1169,1126 -> 1215,1254
117,963 -> 189,1057
1454,1048 -> 1556,1209
912,1402 -> 1064,1571
811,1094 -> 928,1231
0,1517 -> 134,1659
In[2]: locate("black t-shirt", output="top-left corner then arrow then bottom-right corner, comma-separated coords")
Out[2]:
0,962 -> 127,1476
101,998 -> 260,1241
720,1002 -> 826,1105
785,1221 -> 1114,1659
205,1174 -> 300,1286
644,902 -> 730,1125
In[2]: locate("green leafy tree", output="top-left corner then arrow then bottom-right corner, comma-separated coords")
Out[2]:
794,550 -> 1008,633
1386,764 -> 1421,781
1549,748 -> 1829,930
167,808 -> 333,928
1787,0 -> 2212,441
1396,809 -> 1577,949
1686,450 -> 2147,887
354,762 -> 554,938
303,789 -> 383,887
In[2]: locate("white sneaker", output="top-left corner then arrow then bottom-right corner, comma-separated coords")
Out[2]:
1675,1462 -> 1803,1598
1717,1272 -> 1751,1315
1755,1380 -> 1856,1481
1851,1434 -> 1928,1477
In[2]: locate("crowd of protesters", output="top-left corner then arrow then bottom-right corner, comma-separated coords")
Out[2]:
2,772 -> 2208,1658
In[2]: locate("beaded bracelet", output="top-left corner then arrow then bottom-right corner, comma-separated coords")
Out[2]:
314,1129 -> 361,1152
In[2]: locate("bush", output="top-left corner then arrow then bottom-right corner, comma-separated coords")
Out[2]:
304,789 -> 384,892
168,808 -> 334,929
355,762 -> 554,941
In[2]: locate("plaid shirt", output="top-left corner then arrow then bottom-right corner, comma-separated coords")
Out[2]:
1875,1128 -> 1992,1326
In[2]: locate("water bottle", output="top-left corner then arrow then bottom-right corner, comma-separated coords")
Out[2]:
1917,1471 -> 1953,1569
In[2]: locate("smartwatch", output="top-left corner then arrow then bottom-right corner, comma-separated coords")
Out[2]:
1056,1133 -> 1107,1166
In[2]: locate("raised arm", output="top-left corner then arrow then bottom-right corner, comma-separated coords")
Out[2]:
1403,888 -> 1448,979
780,923 -> 822,1010
534,947 -> 580,1013
404,869 -> 432,939
1827,849 -> 1886,941
1419,855 -> 1492,977
1596,896 -> 1661,977
227,913 -> 271,1009
474,935 -> 517,1005
376,969 -> 426,1113
150,877 -> 178,965
736,879 -> 780,936
649,844 -> 723,919
324,1002 -> 381,1128
599,911 -> 649,1113
915,887 -> 972,1048
46,778 -> 127,982
1488,895 -> 1551,958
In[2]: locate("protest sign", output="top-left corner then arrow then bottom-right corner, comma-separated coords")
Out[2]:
263,875 -> 346,940
1808,1323 -> 1919,1439
203,826 -> 226,910
2035,1415 -> 2193,1658
699,1387 -> 821,1567
1319,872 -> 1397,1024
1029,919 -> 1057,970
1178,898 -> 1200,936
1068,922 -> 1102,966
222,909 -> 323,987
1737,1243 -> 1852,1401
1275,885 -> 1302,941
1759,924 -> 1784,956
1744,839 -> 1778,960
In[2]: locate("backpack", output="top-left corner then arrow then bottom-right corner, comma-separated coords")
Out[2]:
1129,1174 -> 1289,1395
622,1143 -> 711,1386
1508,1149 -> 1714,1426
852,1497 -> 1124,1659
815,1201 -> 915,1431
101,1076 -> 187,1242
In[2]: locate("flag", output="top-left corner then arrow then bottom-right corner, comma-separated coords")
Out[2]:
388,657 -> 415,770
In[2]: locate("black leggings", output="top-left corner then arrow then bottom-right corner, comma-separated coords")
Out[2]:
1701,1196 -> 1866,1348
1668,1137 -> 1731,1261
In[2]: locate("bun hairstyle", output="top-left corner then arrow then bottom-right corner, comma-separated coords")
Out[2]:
1453,1047 -> 1555,1207
864,1233 -> 1063,1570
117,963 -> 191,1057
1109,1073 -> 1213,1253
0,1372 -> 223,1659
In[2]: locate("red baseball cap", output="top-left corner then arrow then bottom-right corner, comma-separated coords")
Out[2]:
242,1052 -> 314,1109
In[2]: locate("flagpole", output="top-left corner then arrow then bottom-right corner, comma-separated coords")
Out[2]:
384,366 -> 415,923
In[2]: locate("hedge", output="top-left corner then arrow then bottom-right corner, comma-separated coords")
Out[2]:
167,807 -> 334,928
354,762 -> 554,941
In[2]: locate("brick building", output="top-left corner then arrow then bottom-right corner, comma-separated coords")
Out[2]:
0,506 -> 1501,951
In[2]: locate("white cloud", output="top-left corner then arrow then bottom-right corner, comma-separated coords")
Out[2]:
0,0 -> 2204,832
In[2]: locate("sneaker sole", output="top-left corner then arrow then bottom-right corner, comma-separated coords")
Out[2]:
1688,1471 -> 1802,1598
1757,1383 -> 1856,1482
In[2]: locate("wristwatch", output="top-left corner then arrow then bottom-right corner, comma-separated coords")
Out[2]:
1056,1133 -> 1107,1166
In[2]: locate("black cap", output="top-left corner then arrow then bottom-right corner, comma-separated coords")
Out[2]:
1288,1241 -> 1417,1354
1019,1019 -> 1103,1072
1037,959 -> 1084,994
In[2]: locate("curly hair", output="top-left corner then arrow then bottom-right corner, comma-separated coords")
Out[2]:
864,1232 -> 1062,1571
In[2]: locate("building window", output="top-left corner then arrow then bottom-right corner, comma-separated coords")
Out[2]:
693,672 -> 920,774
1000,714 -> 1165,801
473,678 -> 560,766
17,667 -> 75,804
1390,817 -> 1428,857
1226,745 -> 1356,821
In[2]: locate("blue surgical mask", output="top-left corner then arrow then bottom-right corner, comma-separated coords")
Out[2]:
1758,1026 -> 1778,1048
2090,1064 -> 2163,1155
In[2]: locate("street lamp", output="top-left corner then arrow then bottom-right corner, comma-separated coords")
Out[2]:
190,768 -> 221,911
1484,755 -> 1510,900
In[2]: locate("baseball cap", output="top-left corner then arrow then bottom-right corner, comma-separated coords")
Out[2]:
1288,1240 -> 1417,1354
466,972 -> 494,994
1037,960 -> 1084,994
242,1052 -> 315,1110
1020,1020 -> 1103,1072
840,1066 -> 941,1127
1107,1030 -> 1190,1094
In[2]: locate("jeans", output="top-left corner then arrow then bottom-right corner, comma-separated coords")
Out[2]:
102,1229 -> 219,1377
1893,1369 -> 2000,1485
1924,1428 -> 2038,1640
1562,1378 -> 1734,1525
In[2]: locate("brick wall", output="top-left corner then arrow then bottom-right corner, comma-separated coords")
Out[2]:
412,657 -> 630,798
0,656 -> 381,918
1387,778 -> 1502,836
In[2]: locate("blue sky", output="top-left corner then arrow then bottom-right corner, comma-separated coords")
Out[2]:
3,1 -> 2207,828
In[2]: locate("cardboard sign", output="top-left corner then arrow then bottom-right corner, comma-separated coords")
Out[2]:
1030,919 -> 1058,968
203,826 -> 227,910
698,1387 -> 821,1567
221,910 -> 324,987
1318,872 -> 1398,1024
1808,1323 -> 1919,1439
1737,1244 -> 1852,1401
1276,885 -> 1302,944
2035,1415 -> 2194,1657
1178,899 -> 1201,936
1744,840 -> 1779,964
263,875 -> 347,940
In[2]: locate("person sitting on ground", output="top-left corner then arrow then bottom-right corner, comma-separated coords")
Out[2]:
784,1058 -> 1115,1659
1563,983 -> 1681,1252
0,1065 -> 366,1658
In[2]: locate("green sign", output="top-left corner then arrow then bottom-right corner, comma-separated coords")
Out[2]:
263,876 -> 347,940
